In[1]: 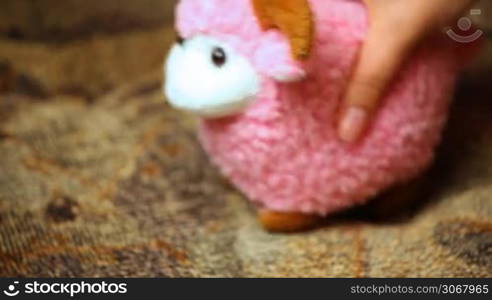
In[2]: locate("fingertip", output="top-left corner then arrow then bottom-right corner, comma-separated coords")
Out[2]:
338,106 -> 370,143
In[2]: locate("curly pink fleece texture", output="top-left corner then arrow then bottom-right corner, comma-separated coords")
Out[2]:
175,0 -> 471,215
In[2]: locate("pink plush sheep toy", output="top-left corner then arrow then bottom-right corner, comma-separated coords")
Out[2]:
165,0 -> 476,231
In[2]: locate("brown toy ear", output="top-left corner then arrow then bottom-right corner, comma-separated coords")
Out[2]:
252,0 -> 314,60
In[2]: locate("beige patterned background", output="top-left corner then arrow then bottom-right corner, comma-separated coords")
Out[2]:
0,0 -> 491,277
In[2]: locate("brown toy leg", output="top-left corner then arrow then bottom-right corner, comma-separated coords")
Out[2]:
258,210 -> 322,233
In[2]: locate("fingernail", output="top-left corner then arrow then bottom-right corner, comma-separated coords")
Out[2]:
339,106 -> 369,143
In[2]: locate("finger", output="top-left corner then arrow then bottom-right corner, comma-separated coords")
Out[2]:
338,23 -> 417,143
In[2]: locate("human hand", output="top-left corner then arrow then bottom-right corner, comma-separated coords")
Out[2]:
338,0 -> 476,143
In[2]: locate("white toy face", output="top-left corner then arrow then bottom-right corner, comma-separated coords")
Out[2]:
165,35 -> 260,118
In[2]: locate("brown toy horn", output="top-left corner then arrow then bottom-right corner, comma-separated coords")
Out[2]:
252,0 -> 314,60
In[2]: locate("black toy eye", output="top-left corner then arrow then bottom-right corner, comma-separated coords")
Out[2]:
176,34 -> 185,45
211,47 -> 226,67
